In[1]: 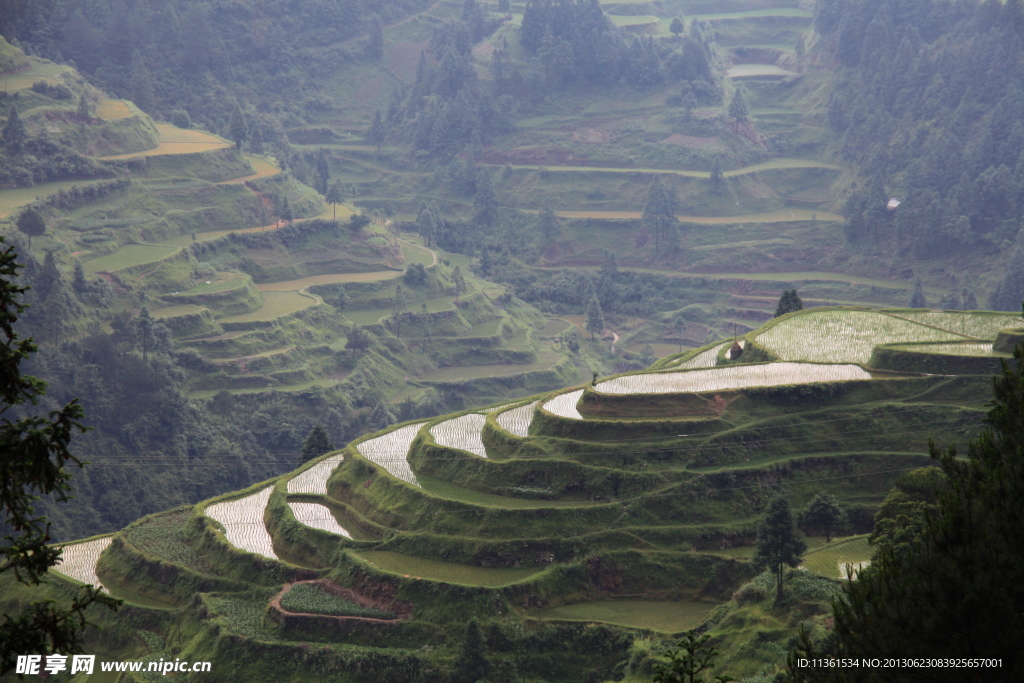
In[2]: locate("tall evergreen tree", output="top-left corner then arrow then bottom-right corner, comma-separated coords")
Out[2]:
670,17 -> 685,38
728,86 -> 749,124
325,180 -> 345,220
229,106 -> 248,151
314,150 -> 330,195
642,178 -> 677,252
301,425 -> 334,462
774,289 -> 804,317
367,110 -> 385,153
585,295 -> 605,340
752,496 -> 806,601
908,275 -> 927,308
452,266 -> 466,303
450,618 -> 492,683
0,238 -> 120,676
538,207 -> 559,244
390,284 -> 408,338
709,158 -> 726,195
2,109 -> 27,155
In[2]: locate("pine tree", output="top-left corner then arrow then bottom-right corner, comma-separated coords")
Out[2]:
670,17 -> 685,37
332,288 -> 350,317
315,150 -> 330,195
452,266 -> 466,303
2,109 -> 27,155
653,629 -> 734,683
136,307 -> 155,362
908,275 -> 927,308
451,618 -> 492,683
801,492 -> 843,542
369,402 -> 396,430
538,207 -> 559,243
752,496 -> 806,601
72,261 -> 88,295
229,106 -> 248,151
346,325 -> 372,356
775,289 -> 804,317
585,295 -> 605,340
76,94 -> 93,121
709,158 -> 726,195
367,110 -> 385,153
642,178 -> 677,252
301,425 -> 334,462
367,15 -> 384,59
0,238 -> 120,676
728,86 -> 749,124
390,284 -> 408,338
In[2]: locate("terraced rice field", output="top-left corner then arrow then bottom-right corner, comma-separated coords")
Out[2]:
356,550 -> 545,586
53,537 -> 112,591
287,454 -> 345,494
757,310 -> 969,363
802,536 -> 873,580
496,401 -> 539,437
668,342 -> 730,368
898,342 -> 1003,357
543,389 -> 584,419
95,98 -> 132,120
398,239 -> 436,266
503,159 -> 841,180
554,209 -> 842,224
418,362 -> 556,381
287,502 -> 352,538
886,311 -> 1024,339
430,413 -> 488,458
205,487 -> 278,560
417,475 -> 596,508
598,362 -> 872,395
82,244 -> 179,274
726,64 -> 798,78
1,58 -> 71,91
217,156 -> 280,184
0,179 -> 111,219
217,291 -> 316,323
151,304 -> 207,319
355,423 -> 425,486
690,8 -> 812,20
257,271 -> 400,291
532,599 -> 717,633
124,509 -> 220,575
540,318 -> 571,337
101,123 -> 231,159
177,275 -> 250,295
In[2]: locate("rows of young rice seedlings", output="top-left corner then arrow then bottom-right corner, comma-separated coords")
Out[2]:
899,342 -> 1002,357
542,389 -> 584,419
125,509 -> 220,575
287,454 -> 345,494
205,487 -> 277,560
496,401 -> 539,437
597,362 -> 873,395
430,413 -> 488,458
280,583 -> 395,619
667,342 -> 730,368
885,311 -> 1024,339
757,310 -> 967,363
53,537 -> 113,591
355,422 -> 425,487
287,502 -> 352,538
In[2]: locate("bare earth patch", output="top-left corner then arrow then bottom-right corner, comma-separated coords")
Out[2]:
572,128 -> 612,144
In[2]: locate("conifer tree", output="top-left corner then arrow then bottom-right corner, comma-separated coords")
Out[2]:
728,86 -> 749,124
325,180 -> 345,220
229,106 -> 248,150
642,178 -> 677,251
367,110 -> 385,153
538,207 -> 559,244
774,289 -> 803,317
709,158 -> 726,195
450,618 -> 492,683
0,238 -> 120,676
752,496 -> 806,601
452,266 -> 466,303
390,284 -> 408,338
346,325 -> 372,356
2,109 -> 27,155
908,275 -> 927,308
670,17 -> 685,38
301,425 -> 334,462
585,295 -> 605,340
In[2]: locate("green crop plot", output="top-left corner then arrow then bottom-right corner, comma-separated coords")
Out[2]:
540,319 -> 571,337
801,535 -> 873,580
399,239 -> 436,266
257,271 -> 400,291
82,244 -> 179,274
554,209 -> 842,224
204,596 -> 276,638
217,156 -> 280,184
356,551 -> 545,586
101,123 -> 230,159
757,310 -> 969,363
0,179 -> 111,219
417,475 -> 600,508
1,58 -> 71,91
177,275 -> 250,296
124,509 -> 221,576
280,583 -> 395,619
151,305 -> 207,319
690,8 -> 812,21
217,291 -> 316,323
532,600 -> 719,633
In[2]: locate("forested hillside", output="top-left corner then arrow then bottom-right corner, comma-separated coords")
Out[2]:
819,0 -> 1024,308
